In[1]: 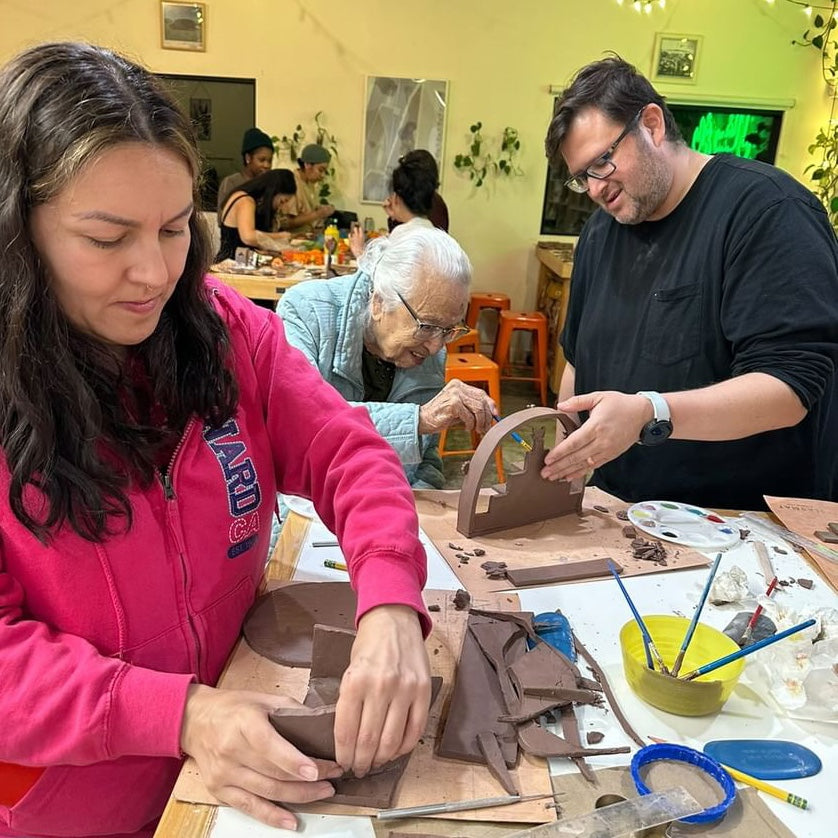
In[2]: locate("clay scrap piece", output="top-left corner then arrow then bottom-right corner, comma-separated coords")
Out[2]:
457,408 -> 583,537
592,505 -> 610,513
453,588 -> 471,610
477,731 -> 519,795
630,538 -> 668,565
616,509 -> 629,521
622,525 -> 637,539
586,731 -> 604,745
815,530 -> 838,544
243,581 -> 356,667
482,561 -> 509,580
798,578 -> 814,589
829,522 -> 838,536
505,558 -> 619,588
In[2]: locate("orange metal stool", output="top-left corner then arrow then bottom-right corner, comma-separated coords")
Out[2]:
446,327 -> 480,354
466,292 -> 511,355
493,310 -> 549,406
439,353 -> 505,482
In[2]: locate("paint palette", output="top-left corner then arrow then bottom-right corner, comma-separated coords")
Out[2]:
627,500 -> 741,549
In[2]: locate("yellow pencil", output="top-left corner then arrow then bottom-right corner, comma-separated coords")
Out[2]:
323,559 -> 347,572
648,737 -> 808,810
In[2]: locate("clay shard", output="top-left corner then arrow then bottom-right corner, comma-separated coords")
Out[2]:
476,730 -> 519,796
814,530 -> 838,544
828,522 -> 838,536
457,408 -> 584,537
505,558 -> 619,588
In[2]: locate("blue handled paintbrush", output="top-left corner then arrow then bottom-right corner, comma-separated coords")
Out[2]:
608,561 -> 668,673
670,552 -> 723,677
680,618 -> 816,681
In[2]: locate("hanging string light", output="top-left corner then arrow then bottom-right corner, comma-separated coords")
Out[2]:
615,0 -> 666,12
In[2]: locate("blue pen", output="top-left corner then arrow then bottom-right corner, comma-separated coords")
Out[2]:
492,414 -> 532,452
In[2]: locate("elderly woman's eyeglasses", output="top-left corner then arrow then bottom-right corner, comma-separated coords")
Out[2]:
396,291 -> 470,344
564,106 -> 647,194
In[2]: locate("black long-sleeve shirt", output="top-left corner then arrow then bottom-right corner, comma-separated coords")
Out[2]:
562,154 -> 838,511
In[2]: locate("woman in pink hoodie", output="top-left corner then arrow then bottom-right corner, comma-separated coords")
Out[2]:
0,42 -> 431,838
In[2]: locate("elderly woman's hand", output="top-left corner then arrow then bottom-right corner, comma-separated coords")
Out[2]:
418,378 -> 496,435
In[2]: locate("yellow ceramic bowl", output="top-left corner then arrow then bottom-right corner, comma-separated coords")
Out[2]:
620,615 -> 744,716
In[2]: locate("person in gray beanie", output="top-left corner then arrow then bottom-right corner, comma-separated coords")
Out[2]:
280,143 -> 335,234
216,127 -> 274,219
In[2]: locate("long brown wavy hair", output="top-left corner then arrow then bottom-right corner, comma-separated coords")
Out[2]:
0,42 -> 238,542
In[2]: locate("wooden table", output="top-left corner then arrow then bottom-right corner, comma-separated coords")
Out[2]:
209,269 -> 308,303
535,243 -> 573,396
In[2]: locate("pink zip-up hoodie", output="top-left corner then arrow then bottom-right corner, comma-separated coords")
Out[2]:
0,280 -> 429,837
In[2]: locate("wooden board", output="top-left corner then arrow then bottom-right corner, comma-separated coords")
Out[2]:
172,589 -> 557,825
414,487 -> 711,598
764,495 -> 838,592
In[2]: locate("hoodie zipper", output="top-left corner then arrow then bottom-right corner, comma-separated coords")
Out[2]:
158,418 -> 203,677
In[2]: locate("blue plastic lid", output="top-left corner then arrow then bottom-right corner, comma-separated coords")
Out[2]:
704,739 -> 822,780
631,743 -> 736,824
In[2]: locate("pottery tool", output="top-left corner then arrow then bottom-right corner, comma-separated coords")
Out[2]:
741,511 -> 838,565
703,739 -> 822,781
670,552 -> 723,676
493,413 -> 532,452
627,500 -> 741,549
376,792 -> 555,820
311,540 -> 339,547
607,561 -> 668,673
648,737 -> 810,810
506,787 -> 703,838
323,559 -> 347,572
680,618 -> 816,681
739,576 -> 779,646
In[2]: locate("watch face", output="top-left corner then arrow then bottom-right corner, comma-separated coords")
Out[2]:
640,419 -> 673,446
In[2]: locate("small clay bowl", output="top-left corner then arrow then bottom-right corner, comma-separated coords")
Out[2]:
620,616 -> 744,716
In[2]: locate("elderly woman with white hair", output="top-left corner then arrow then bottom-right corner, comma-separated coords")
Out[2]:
277,225 -> 496,488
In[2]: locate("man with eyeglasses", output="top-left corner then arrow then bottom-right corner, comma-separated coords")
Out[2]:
540,56 -> 838,511
277,224 -> 496,490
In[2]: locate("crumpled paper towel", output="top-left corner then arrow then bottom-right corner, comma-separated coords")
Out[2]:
709,564 -> 750,604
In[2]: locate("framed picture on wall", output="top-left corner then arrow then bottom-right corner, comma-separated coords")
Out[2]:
361,76 -> 448,204
651,34 -> 701,83
161,2 -> 207,52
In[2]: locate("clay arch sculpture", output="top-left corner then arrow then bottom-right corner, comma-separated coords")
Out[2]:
457,407 -> 584,537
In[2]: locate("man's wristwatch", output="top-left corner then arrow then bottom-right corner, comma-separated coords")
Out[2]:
636,391 -> 673,446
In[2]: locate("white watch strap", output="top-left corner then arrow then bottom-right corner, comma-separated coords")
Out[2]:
636,391 -> 671,422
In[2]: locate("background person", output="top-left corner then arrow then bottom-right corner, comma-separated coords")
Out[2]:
279,143 -> 335,234
541,56 -> 838,511
0,41 -> 432,838
278,225 -> 496,489
216,127 -> 274,221
216,168 -> 296,260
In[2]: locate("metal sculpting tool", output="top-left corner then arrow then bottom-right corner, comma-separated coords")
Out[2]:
670,552 -> 722,676
741,511 -> 838,565
607,561 -> 668,673
376,792 -> 556,820
680,618 -> 816,680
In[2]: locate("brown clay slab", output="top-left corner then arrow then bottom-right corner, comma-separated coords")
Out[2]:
505,558 -> 620,587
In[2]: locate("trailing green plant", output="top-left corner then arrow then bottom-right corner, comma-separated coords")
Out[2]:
453,122 -> 523,187
792,1 -> 838,231
272,111 -> 340,204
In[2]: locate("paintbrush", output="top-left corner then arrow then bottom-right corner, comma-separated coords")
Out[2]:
670,552 -> 723,677
680,618 -> 816,681
739,576 -> 779,647
492,414 -> 532,451
607,561 -> 669,673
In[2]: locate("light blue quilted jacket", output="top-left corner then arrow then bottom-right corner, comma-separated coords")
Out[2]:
277,271 -> 445,488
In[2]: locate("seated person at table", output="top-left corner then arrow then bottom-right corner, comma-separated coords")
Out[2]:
279,143 -> 335,235
216,126 -> 274,221
278,225 -> 496,489
216,168 -> 296,261
350,150 -> 449,258
0,41 -> 432,837
540,56 -> 838,510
